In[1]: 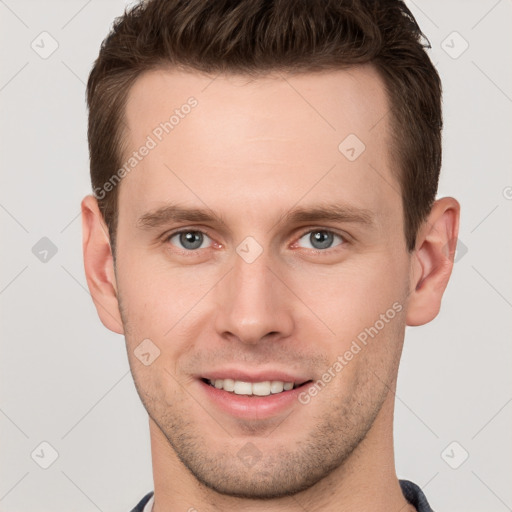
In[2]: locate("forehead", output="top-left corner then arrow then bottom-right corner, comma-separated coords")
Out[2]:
119,65 -> 398,226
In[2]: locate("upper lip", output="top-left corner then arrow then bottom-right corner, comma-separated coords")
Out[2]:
198,369 -> 312,386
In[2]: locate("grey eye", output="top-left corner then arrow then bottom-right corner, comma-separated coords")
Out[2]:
297,230 -> 343,250
169,231 -> 210,250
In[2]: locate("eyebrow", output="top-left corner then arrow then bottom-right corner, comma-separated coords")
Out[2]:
136,203 -> 375,230
281,204 -> 374,227
137,205 -> 219,229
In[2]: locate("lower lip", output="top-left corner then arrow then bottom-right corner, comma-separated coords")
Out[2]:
197,379 -> 311,420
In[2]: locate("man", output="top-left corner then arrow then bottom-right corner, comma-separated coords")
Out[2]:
82,0 -> 459,510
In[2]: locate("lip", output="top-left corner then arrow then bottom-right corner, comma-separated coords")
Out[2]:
197,369 -> 311,385
197,378 -> 312,420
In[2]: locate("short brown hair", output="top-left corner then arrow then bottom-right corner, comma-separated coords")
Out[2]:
87,0 -> 441,254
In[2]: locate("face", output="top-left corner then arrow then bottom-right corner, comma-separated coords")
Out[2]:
113,66 -> 412,498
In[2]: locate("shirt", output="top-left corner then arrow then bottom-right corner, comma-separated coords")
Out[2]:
130,479 -> 433,511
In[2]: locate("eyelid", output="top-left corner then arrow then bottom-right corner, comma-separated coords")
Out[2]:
163,226 -> 212,240
163,227 -> 216,251
161,226 -> 350,252
293,227 -> 349,247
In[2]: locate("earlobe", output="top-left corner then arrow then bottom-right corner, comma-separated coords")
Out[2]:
81,195 -> 124,334
406,197 -> 460,327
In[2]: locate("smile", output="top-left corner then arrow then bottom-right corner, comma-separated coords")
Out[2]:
202,378 -> 311,396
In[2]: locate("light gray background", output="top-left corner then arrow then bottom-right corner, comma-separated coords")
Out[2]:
1,0 -> 511,511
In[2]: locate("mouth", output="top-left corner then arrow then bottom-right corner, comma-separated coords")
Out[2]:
200,377 -> 313,397
197,372 -> 315,419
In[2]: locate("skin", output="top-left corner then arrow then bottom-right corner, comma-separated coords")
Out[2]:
82,65 -> 460,512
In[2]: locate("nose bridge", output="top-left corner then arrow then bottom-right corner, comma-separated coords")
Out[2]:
214,247 -> 294,344
233,254 -> 272,309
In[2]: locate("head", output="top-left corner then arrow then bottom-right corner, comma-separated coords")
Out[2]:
82,0 -> 459,501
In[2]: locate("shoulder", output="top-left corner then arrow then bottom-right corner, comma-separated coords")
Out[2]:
400,480 -> 434,512
129,491 -> 154,512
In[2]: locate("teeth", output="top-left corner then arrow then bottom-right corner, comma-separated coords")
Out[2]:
234,381 -> 253,395
208,378 -> 296,396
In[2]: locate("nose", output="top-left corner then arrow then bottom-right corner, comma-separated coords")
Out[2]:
213,250 -> 294,346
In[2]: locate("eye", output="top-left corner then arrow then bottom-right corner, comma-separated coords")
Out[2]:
296,230 -> 344,250
168,230 -> 212,250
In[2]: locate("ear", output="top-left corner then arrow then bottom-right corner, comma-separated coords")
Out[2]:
81,195 -> 124,334
406,197 -> 461,326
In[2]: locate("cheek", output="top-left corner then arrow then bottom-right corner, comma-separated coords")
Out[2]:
288,254 -> 407,339
116,248 -> 208,329
116,254 -> 221,377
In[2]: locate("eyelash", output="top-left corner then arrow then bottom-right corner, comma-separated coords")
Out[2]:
163,227 -> 348,253
295,228 -> 346,250
163,228 -> 217,254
